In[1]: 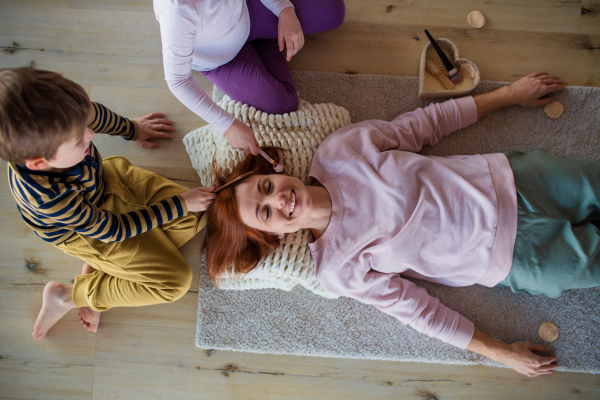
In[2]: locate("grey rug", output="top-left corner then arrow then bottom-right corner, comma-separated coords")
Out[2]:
197,71 -> 600,373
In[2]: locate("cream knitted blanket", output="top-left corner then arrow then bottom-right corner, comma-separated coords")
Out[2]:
183,95 -> 351,298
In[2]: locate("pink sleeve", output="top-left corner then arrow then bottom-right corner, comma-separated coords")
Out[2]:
156,0 -> 236,133
318,260 -> 475,349
259,0 -> 294,16
385,96 -> 478,152
313,96 -> 479,171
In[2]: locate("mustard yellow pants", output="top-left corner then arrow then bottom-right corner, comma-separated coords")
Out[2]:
56,157 -> 206,311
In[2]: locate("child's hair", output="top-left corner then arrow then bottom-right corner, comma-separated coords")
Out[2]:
0,67 -> 91,165
205,147 -> 284,283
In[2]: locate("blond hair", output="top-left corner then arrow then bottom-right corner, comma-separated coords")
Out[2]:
0,68 -> 91,165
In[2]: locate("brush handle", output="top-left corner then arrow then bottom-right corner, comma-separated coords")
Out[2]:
433,71 -> 455,89
258,149 -> 284,172
258,148 -> 275,164
424,29 -> 454,72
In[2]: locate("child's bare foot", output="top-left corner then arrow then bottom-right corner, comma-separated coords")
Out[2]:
78,262 -> 101,333
32,282 -> 75,340
78,307 -> 100,332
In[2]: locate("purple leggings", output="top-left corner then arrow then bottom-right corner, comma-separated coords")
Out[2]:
201,0 -> 345,114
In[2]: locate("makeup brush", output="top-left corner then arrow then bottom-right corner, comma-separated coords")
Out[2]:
423,29 -> 463,84
258,149 -> 284,172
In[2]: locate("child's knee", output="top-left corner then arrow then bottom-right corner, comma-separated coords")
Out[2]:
163,263 -> 193,302
174,266 -> 193,301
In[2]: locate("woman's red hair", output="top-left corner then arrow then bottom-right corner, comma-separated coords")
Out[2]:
205,147 -> 284,284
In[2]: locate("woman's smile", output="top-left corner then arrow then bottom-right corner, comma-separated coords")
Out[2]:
289,190 -> 296,216
235,174 -> 312,234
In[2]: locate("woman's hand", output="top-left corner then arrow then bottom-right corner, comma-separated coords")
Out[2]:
466,326 -> 558,377
223,119 -> 260,155
507,71 -> 565,108
278,7 -> 304,61
180,187 -> 216,212
495,341 -> 559,377
131,113 -> 176,149
473,71 -> 565,118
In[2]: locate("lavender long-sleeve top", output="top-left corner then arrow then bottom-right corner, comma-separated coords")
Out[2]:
308,96 -> 518,348
153,0 -> 293,133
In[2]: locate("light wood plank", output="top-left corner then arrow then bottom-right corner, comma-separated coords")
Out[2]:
0,6 -> 161,57
0,317 -> 96,400
0,0 -> 68,8
69,0 -> 153,12
91,324 -> 600,400
0,49 -> 166,89
290,22 -> 600,86
582,1 -> 600,35
344,0 -> 582,34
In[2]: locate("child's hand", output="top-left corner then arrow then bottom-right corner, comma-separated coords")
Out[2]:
132,113 -> 176,149
180,187 -> 216,212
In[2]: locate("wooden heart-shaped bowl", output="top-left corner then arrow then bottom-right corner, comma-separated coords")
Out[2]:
418,38 -> 480,100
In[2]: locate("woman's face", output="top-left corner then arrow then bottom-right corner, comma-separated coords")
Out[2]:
235,174 -> 312,235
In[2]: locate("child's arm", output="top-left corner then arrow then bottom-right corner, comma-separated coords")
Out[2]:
88,102 -> 175,148
180,187 -> 216,212
34,185 -> 215,243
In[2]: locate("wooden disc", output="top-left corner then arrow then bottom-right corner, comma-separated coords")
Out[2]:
544,101 -> 564,118
538,322 -> 559,342
468,11 -> 486,28
460,63 -> 476,79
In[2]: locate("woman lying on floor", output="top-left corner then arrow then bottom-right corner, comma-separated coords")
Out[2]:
204,72 -> 600,377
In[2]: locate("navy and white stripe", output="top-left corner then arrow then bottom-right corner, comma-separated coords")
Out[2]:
7,103 -> 186,244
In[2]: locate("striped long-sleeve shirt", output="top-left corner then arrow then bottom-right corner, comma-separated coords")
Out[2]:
7,102 -> 187,245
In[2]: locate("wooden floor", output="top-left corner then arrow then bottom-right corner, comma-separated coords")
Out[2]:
1,1 -> 599,399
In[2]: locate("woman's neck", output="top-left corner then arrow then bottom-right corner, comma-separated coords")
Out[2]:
305,184 -> 332,240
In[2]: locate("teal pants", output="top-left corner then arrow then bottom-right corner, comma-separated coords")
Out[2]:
497,150 -> 600,298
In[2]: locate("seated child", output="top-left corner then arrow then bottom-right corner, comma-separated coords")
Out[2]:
0,67 -> 216,340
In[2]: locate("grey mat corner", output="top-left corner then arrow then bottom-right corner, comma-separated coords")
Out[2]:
200,71 -> 600,373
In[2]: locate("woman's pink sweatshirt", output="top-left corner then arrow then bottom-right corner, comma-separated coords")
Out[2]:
308,96 -> 518,349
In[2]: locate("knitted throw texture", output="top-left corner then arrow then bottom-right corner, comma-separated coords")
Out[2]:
183,95 -> 351,298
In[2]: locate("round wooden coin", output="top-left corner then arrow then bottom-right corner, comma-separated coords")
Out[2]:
460,63 -> 476,79
468,11 -> 486,28
538,322 -> 559,342
544,101 -> 564,118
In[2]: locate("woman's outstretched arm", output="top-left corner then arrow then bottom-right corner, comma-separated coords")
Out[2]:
466,326 -> 559,377
473,71 -> 565,118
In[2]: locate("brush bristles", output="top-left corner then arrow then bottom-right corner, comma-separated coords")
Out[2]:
448,69 -> 463,84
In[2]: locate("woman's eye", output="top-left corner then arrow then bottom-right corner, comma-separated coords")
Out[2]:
267,181 -> 272,194
265,207 -> 270,220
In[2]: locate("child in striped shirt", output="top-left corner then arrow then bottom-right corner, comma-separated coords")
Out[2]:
0,67 -> 216,340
